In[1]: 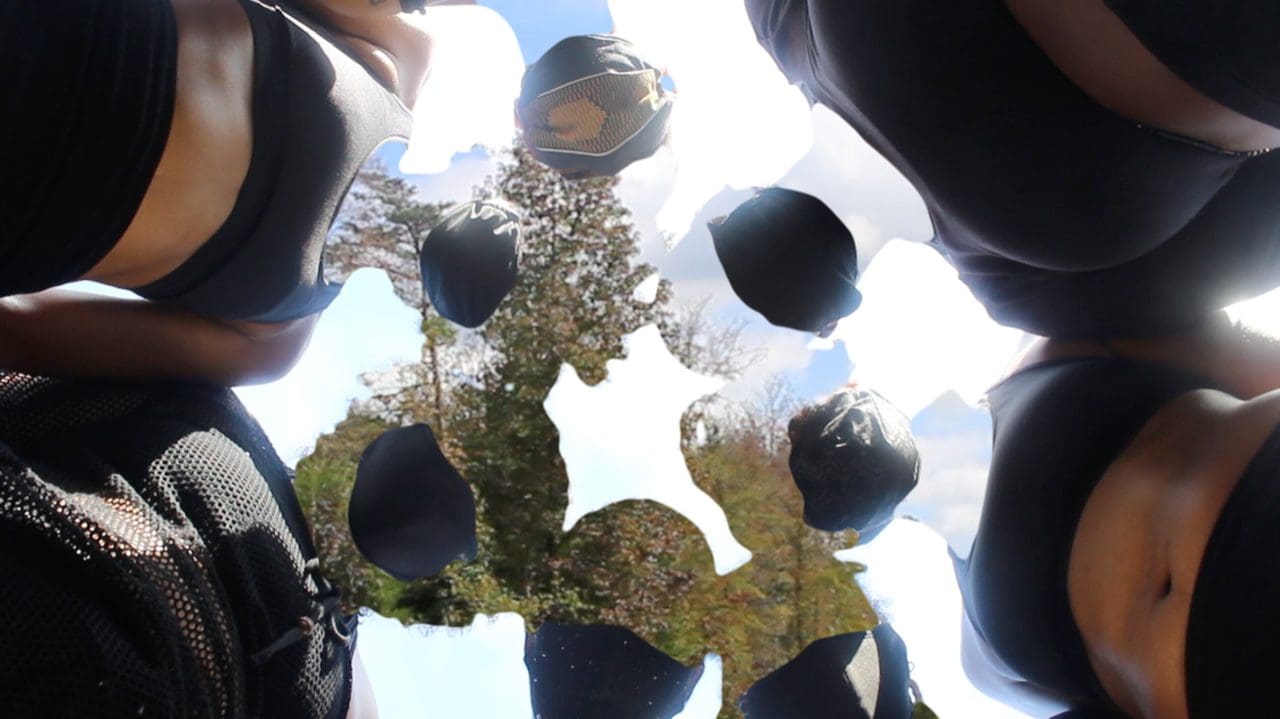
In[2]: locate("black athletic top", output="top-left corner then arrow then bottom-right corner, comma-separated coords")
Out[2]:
746,0 -> 1280,339
956,359 -> 1205,708
133,0 -> 413,322
1104,0 -> 1280,129
2,0 -> 178,297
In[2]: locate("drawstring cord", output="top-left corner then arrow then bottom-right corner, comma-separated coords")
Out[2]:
249,558 -> 352,666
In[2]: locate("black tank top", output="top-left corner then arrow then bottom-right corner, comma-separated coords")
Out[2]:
134,0 -> 413,323
746,0 -> 1280,339
957,359 -> 1205,708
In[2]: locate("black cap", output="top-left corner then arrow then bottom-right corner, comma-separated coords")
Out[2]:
420,200 -> 522,328
525,623 -> 704,719
517,34 -> 673,179
710,188 -> 861,334
787,387 -> 919,541
348,424 -> 478,580
739,624 -> 914,719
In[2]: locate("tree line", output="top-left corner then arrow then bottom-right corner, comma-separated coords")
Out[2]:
295,145 -> 877,717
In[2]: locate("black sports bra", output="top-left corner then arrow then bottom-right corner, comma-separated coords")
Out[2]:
956,358 -> 1206,707
747,0 -> 1280,340
135,0 -> 412,323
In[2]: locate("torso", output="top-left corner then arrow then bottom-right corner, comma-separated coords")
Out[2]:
1004,0 -> 1280,153
84,0 -> 430,292
748,0 -> 1280,340
87,0 -> 255,287
1066,386 -> 1280,719
1002,336 -> 1280,718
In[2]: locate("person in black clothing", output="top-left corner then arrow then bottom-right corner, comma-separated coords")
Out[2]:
0,0 -> 469,386
957,330 -> 1280,719
743,2 -> 1280,717
745,0 -> 1280,342
0,373 -> 378,718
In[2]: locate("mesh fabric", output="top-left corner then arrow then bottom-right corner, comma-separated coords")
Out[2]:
0,375 -> 350,718
522,69 -> 666,156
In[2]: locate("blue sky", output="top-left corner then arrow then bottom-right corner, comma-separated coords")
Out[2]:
478,0 -> 613,61
50,3 -> 1280,718
227,3 -> 1045,716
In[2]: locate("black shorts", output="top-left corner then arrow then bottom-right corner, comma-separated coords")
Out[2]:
0,0 -> 177,295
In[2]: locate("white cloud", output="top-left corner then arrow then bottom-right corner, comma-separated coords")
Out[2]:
836,520 -> 1046,719
399,7 -> 525,175
718,327 -> 815,402
356,611 -> 533,718
675,654 -> 725,719
898,392 -> 995,554
235,269 -> 422,465
405,149 -> 503,206
609,0 -> 813,244
632,271 -> 661,304
544,324 -> 752,575
356,609 -> 723,719
834,240 -> 1026,418
779,107 -> 933,263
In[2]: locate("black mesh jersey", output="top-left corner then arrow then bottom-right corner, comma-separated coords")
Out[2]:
0,375 -> 350,718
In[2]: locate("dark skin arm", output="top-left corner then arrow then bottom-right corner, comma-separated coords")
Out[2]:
0,290 -> 317,386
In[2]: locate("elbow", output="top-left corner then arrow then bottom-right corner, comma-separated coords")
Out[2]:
227,315 -> 319,386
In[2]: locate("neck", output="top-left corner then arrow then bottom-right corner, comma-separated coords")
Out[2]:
286,1 -> 433,106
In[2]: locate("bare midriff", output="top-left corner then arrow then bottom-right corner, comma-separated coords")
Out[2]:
1004,0 -> 1280,153
1066,388 -> 1280,718
86,0 -> 255,288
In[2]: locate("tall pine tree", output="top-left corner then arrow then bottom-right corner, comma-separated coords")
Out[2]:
453,144 -> 683,604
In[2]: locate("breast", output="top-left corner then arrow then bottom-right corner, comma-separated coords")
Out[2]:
99,0 -> 256,287
1066,389 -> 1280,718
133,3 -> 413,323
1004,0 -> 1280,154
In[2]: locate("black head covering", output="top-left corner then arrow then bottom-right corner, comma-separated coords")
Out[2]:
348,424 -> 478,581
420,200 -> 522,328
524,623 -> 704,719
787,387 -> 918,541
710,188 -> 861,335
1185,423 -> 1280,717
517,34 -> 673,179
739,624 -> 914,719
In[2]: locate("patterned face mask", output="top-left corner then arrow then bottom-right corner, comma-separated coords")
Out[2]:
518,35 -> 673,179
522,68 -> 667,158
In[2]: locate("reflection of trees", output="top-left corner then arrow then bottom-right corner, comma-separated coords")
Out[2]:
297,148 -> 875,717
